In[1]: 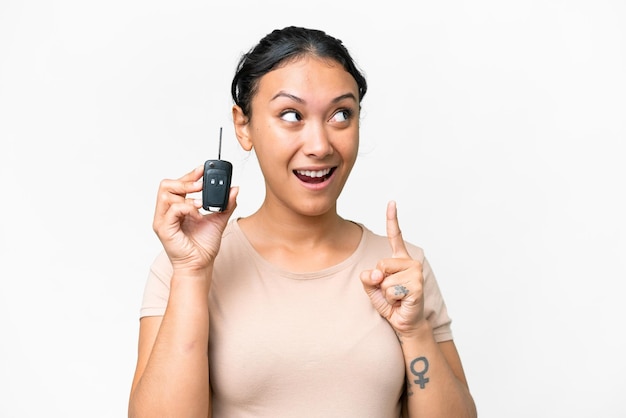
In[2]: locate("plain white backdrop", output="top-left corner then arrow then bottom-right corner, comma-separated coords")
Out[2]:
1,1 -> 625,417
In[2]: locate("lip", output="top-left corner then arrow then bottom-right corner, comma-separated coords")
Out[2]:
292,166 -> 337,190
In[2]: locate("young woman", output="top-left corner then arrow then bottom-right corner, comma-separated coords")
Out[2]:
129,26 -> 477,418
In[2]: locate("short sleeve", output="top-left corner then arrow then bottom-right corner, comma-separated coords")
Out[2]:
421,256 -> 453,342
139,250 -> 173,318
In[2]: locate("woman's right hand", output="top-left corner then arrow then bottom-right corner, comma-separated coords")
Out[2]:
152,165 -> 239,276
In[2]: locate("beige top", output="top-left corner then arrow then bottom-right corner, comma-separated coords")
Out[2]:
141,220 -> 453,418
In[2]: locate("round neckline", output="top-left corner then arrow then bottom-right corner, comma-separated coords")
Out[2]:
230,218 -> 369,280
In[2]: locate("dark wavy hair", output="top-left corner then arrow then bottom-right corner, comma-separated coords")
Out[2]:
231,26 -> 368,117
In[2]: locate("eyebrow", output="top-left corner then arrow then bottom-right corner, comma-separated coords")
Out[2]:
270,91 -> 357,104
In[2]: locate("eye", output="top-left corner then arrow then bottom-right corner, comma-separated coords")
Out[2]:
329,109 -> 353,123
280,110 -> 302,122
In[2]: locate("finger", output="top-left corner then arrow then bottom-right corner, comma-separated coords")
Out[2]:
376,257 -> 419,278
360,269 -> 384,290
179,164 -> 205,182
376,262 -> 420,292
165,201 -> 202,224
385,283 -> 410,305
224,186 -> 239,214
154,169 -> 204,218
154,183 -> 194,219
386,200 -> 411,259
160,165 -> 205,197
161,174 -> 204,197
154,196 -> 201,226
154,199 -> 202,238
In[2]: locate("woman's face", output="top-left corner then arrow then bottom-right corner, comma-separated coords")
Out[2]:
237,55 -> 360,217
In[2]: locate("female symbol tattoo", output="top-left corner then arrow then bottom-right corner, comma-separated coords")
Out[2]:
394,285 -> 409,296
410,357 -> 430,389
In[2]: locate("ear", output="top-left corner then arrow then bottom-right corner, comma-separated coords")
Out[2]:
232,105 -> 253,151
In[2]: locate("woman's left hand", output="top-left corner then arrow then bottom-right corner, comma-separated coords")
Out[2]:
360,201 -> 427,338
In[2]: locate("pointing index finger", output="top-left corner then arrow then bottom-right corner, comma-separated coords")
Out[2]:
387,200 -> 411,259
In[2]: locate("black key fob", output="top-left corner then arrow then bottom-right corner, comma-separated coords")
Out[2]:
202,159 -> 232,212
201,127 -> 232,212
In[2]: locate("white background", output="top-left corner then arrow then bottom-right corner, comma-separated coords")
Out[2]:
1,1 -> 625,417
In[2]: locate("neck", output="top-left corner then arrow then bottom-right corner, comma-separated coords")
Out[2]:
243,201 -> 346,248
237,198 -> 362,272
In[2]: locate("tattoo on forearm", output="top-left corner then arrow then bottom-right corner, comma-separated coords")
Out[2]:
409,356 -> 430,389
394,285 -> 409,296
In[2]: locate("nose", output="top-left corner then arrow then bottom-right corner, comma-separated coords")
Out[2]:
301,122 -> 333,158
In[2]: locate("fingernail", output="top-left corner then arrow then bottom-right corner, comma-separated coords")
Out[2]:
372,269 -> 383,284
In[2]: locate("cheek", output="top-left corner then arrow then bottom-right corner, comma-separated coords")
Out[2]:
253,139 -> 295,179
338,133 -> 359,164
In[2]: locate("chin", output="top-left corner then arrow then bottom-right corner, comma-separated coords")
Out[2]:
291,199 -> 337,218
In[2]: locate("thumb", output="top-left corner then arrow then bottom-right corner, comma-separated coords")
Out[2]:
387,200 -> 411,259
360,268 -> 384,292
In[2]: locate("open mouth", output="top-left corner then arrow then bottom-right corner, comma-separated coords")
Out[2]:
293,167 -> 336,184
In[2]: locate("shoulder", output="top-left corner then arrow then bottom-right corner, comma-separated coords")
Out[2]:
359,224 -> 426,262
215,219 -> 248,260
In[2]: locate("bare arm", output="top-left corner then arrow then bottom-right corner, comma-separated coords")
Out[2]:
128,166 -> 238,418
400,334 -> 476,418
128,276 -> 212,418
362,201 -> 476,418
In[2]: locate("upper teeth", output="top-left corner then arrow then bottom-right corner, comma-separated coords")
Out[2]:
297,168 -> 331,178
